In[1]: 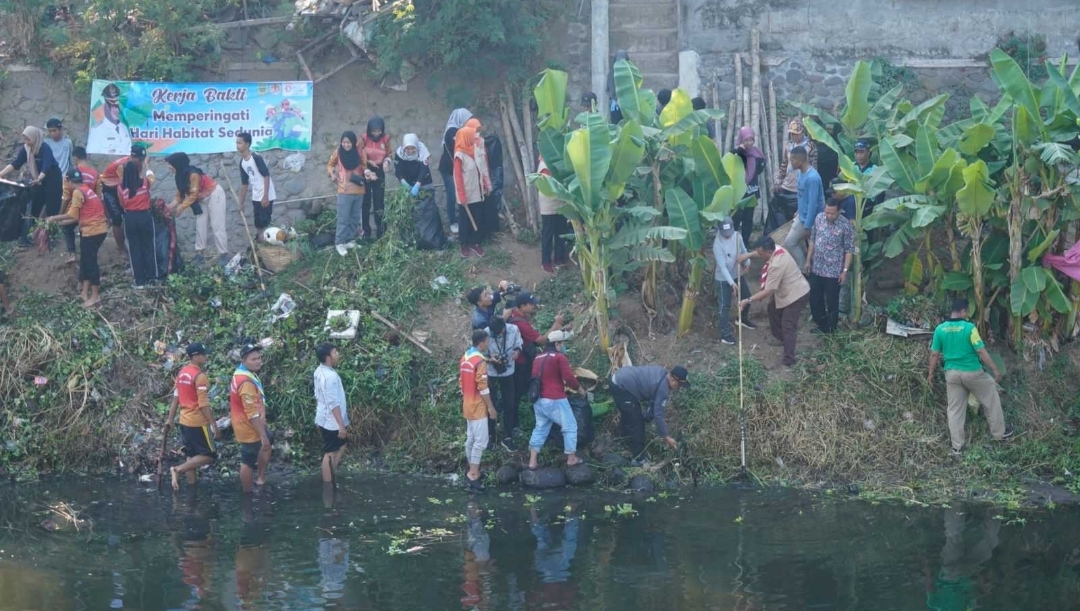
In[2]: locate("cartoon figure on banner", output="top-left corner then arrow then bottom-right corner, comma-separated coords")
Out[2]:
88,83 -> 133,156
265,99 -> 308,144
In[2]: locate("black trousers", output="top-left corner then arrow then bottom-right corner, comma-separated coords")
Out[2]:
363,168 -> 385,238
541,214 -> 569,266
732,205 -> 755,247
765,189 -> 797,234
486,375 -> 518,445
808,273 -> 842,333
123,210 -> 159,286
458,202 -> 485,247
79,233 -> 106,285
611,383 -> 646,459
513,357 -> 533,407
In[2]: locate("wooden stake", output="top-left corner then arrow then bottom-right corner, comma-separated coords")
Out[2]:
220,161 -> 267,293
750,29 -> 762,149
727,99 -> 737,151
522,91 -> 539,229
734,53 -> 743,135
371,311 -> 433,355
769,81 -> 780,181
499,99 -> 531,232
710,80 -> 722,151
504,85 -> 537,232
742,86 -> 751,144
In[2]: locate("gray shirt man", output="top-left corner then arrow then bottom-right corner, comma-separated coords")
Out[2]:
611,365 -> 671,437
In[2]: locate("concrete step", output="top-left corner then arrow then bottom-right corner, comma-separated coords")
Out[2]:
640,72 -> 681,91
619,51 -> 679,74
610,28 -> 679,54
609,4 -> 677,30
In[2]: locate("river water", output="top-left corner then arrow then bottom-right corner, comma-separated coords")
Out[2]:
0,474 -> 1077,610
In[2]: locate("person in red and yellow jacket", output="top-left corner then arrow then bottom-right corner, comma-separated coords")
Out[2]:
47,168 -> 109,307
230,344 -> 272,493
163,343 -> 220,490
460,329 -> 497,491
165,152 -> 230,265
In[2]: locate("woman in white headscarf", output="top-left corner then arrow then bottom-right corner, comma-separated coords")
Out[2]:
393,133 -> 432,194
0,126 -> 63,246
438,108 -> 472,234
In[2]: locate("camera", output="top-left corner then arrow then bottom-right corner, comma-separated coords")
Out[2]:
488,356 -> 508,374
502,283 -> 523,296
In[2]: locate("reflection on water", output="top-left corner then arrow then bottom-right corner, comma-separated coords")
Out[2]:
0,475 -> 1078,611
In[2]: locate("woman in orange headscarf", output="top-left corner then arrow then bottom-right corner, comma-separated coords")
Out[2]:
452,125 -> 491,258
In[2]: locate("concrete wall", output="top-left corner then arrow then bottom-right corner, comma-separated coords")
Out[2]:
682,0 -> 1080,121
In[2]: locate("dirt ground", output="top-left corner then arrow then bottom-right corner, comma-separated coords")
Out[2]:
5,235 -> 128,302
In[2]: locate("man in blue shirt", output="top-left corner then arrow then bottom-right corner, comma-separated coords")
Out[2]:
782,146 -> 823,270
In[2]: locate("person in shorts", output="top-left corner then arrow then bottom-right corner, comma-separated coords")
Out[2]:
236,132 -> 276,237
164,343 -> 220,490
230,343 -> 272,493
313,342 -> 349,484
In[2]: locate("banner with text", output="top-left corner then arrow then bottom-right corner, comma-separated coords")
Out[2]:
86,80 -> 313,156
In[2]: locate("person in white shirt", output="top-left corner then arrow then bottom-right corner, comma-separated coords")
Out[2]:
314,342 -> 349,483
236,132 -> 277,238
87,83 -> 132,156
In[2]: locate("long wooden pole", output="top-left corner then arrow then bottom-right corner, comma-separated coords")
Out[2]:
750,29 -> 761,149
726,99 -> 737,151
769,81 -> 780,181
734,53 -> 743,137
521,90 -> 538,228
499,99 -> 531,231
220,161 -> 267,293
504,85 -> 537,232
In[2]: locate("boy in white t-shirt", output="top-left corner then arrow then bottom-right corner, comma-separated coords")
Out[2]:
236,132 -> 277,239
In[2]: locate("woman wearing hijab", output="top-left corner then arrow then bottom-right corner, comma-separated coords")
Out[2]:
326,131 -> 367,255
463,118 -> 495,235
453,126 -> 491,258
47,168 -> 108,307
438,108 -> 473,234
117,152 -> 158,286
393,133 -> 433,192
606,50 -> 630,124
733,126 -> 767,245
361,117 -> 392,239
165,152 -> 229,266
0,126 -> 62,247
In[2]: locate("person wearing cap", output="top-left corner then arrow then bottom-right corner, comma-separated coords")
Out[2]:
770,120 -> 818,233
781,145 -> 824,270
739,236 -> 810,367
47,169 -> 109,307
314,342 -> 349,484
713,216 -> 754,345
164,343 -> 220,491
527,330 -> 583,470
484,316 -> 522,450
87,82 -> 133,156
928,298 -> 1014,456
467,281 -> 510,330
508,291 -> 566,408
609,365 -> 689,462
230,344 -> 272,493
461,329 -> 498,491
804,198 -> 855,334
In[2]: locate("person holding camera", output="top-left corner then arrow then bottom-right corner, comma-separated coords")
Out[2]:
467,280 -> 516,330
484,316 -> 522,450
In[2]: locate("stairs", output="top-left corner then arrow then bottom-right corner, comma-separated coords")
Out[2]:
609,0 -> 680,91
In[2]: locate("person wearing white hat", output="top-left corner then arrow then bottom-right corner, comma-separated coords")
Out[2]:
713,216 -> 754,345
527,329 -> 583,470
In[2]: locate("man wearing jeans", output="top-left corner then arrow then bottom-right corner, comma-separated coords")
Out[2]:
928,299 -> 1014,455
804,200 -> 854,334
527,331 -> 582,470
610,365 -> 687,463
782,146 -> 824,270
712,216 -> 754,345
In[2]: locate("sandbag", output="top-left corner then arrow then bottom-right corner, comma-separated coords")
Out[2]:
0,182 -> 28,242
546,395 -> 595,449
520,466 -> 565,489
412,193 -> 447,251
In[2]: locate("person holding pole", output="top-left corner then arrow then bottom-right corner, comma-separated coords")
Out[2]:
235,132 -> 276,240
452,125 -> 491,259
314,342 -> 349,484
713,216 -> 754,346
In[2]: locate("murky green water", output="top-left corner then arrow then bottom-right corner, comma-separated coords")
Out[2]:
0,474 -> 1077,610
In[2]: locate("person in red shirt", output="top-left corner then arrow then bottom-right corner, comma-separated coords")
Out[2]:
163,343 -> 220,490
507,292 -> 566,408
117,150 -> 159,286
527,330 -> 583,470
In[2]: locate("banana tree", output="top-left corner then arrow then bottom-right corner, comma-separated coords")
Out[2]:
531,69 -> 687,352
988,49 -> 1080,344
667,137 -> 754,336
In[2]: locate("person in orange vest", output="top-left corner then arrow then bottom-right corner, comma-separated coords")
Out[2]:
46,168 -> 109,308
460,329 -> 497,491
230,343 -> 272,493
163,343 -> 220,490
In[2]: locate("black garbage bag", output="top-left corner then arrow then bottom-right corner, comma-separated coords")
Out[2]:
0,181 -> 29,242
413,192 -> 447,251
546,394 -> 595,450
151,202 -> 184,277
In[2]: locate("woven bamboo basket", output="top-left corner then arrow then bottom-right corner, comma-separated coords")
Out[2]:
257,243 -> 300,273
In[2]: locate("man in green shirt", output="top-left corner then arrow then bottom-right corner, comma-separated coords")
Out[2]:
928,299 -> 1013,455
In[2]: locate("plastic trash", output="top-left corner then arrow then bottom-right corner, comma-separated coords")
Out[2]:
269,293 -> 297,323
283,153 -> 306,173
325,309 -> 360,339
430,276 -> 449,290
223,252 -> 246,277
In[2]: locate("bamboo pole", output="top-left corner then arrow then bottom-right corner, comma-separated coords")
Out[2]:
521,91 -> 538,229
499,99 -> 532,232
769,81 -> 780,181
742,86 -> 751,144
726,99 -> 737,151
750,29 -> 761,149
734,53 -> 743,138
504,85 -> 538,232
758,93 -> 772,205
710,80 -> 722,151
